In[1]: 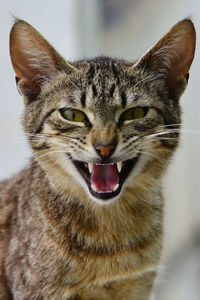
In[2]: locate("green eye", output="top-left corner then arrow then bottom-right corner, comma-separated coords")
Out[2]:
60,108 -> 86,122
120,107 -> 147,123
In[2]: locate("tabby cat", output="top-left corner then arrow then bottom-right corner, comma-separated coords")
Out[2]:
0,19 -> 195,299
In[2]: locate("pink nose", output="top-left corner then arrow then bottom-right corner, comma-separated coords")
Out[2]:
93,140 -> 117,158
95,145 -> 114,157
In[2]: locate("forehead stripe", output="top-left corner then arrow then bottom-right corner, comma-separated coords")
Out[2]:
111,62 -> 120,84
92,84 -> 97,97
109,84 -> 115,98
80,92 -> 86,107
121,92 -> 127,108
88,64 -> 95,84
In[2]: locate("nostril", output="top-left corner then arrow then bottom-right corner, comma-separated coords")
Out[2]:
96,145 -> 114,157
93,139 -> 117,158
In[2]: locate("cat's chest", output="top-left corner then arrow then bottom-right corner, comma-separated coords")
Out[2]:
29,200 -> 160,291
36,239 -> 159,299
39,229 -> 159,291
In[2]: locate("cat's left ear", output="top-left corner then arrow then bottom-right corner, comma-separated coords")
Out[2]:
10,19 -> 77,99
134,19 -> 196,93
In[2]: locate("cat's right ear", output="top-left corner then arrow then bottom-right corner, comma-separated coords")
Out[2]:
10,19 -> 77,99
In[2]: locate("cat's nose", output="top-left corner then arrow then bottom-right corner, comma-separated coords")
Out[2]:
93,139 -> 117,158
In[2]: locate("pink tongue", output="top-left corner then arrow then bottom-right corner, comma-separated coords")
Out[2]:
91,164 -> 119,192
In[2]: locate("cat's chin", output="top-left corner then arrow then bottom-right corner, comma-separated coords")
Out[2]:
70,155 -> 140,203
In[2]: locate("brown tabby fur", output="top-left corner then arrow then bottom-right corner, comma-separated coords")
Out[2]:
0,19 -> 195,299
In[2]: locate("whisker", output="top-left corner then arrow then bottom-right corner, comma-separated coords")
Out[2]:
128,148 -> 164,164
145,128 -> 200,142
118,136 -> 140,154
133,74 -> 162,89
139,149 -> 163,163
0,124 -> 24,134
144,130 -> 179,140
155,137 -> 178,141
58,135 -> 80,141
160,123 -> 181,127
31,149 -> 70,168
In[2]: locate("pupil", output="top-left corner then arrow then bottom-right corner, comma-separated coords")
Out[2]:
72,111 -> 76,120
131,110 -> 135,119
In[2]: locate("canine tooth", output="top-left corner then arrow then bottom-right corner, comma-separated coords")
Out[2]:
117,162 -> 122,172
113,184 -> 119,191
91,184 -> 98,192
88,162 -> 93,173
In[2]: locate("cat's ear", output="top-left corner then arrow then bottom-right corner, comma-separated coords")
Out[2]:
134,19 -> 196,92
10,19 -> 76,99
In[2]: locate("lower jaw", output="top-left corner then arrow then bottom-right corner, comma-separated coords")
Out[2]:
88,182 -> 121,200
71,155 -> 140,202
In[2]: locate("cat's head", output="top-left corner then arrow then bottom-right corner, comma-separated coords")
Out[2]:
9,19 -> 195,205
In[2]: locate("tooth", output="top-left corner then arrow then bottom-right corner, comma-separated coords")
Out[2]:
117,162 -> 122,172
113,184 -> 119,191
88,162 -> 93,174
91,184 -> 98,192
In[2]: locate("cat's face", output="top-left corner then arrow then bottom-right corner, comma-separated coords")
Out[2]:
9,19 -> 195,204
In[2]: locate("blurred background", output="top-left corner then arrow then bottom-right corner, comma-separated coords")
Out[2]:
0,1 -> 200,299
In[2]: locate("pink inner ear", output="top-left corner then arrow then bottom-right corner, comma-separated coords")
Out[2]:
13,58 -> 42,95
137,20 -> 195,90
10,23 -> 57,96
10,20 -> 78,98
165,45 -> 195,88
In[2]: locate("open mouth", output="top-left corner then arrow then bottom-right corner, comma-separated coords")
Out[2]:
71,155 -> 140,201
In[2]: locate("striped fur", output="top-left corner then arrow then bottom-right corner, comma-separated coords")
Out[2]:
0,19 -> 195,299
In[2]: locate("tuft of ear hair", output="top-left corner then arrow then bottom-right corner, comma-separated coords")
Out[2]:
134,19 -> 196,92
10,19 -> 76,99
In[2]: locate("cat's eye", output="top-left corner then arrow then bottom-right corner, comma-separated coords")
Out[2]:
60,108 -> 86,123
119,107 -> 148,123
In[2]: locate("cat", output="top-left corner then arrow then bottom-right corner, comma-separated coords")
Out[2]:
0,18 -> 195,299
